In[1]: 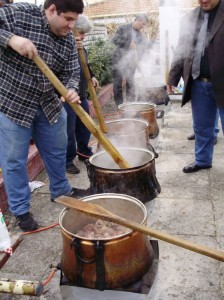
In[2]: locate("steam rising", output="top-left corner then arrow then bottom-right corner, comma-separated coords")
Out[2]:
91,147 -> 154,170
97,118 -> 150,153
112,0 -> 187,101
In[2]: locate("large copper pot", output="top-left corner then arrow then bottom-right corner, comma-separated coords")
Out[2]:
87,148 -> 161,203
59,194 -> 155,289
118,102 -> 159,139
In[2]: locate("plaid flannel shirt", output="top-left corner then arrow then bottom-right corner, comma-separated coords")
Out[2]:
0,3 -> 80,128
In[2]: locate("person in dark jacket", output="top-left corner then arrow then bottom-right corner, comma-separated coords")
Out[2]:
167,0 -> 224,173
112,14 -> 149,106
64,15 -> 99,174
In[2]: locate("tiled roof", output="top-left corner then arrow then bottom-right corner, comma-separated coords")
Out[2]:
84,0 -> 198,18
84,0 -> 158,17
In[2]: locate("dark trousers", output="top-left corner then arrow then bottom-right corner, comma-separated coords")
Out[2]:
64,98 -> 92,166
113,64 -> 136,106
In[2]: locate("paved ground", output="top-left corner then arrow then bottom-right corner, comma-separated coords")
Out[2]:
1,99 -> 224,299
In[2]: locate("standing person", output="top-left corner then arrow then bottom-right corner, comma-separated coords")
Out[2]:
0,0 -> 89,232
64,15 -> 99,175
167,0 -> 224,173
112,14 -> 149,106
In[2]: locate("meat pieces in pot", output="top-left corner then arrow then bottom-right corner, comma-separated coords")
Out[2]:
76,219 -> 132,239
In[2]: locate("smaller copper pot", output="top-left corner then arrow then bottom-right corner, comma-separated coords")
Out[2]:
118,102 -> 159,139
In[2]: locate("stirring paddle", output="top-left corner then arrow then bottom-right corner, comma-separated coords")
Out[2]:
32,55 -> 130,169
55,196 -> 224,262
72,28 -> 108,134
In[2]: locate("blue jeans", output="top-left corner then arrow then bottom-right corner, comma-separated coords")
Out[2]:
191,80 -> 224,166
214,111 -> 220,137
0,108 -> 72,216
64,99 -> 92,166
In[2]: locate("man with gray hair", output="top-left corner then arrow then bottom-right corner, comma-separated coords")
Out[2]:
112,14 -> 149,106
64,15 -> 99,174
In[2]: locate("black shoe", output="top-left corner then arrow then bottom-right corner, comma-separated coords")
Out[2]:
187,133 -> 195,140
183,163 -> 212,173
66,164 -> 80,174
51,187 -> 90,202
16,212 -> 38,232
68,187 -> 90,198
78,153 -> 93,161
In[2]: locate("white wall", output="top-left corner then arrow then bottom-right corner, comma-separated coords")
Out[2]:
159,5 -> 180,83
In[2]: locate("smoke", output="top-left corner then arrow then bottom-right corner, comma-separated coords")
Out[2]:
111,1 -> 189,101
94,107 -> 159,169
166,1 -> 199,76
97,118 -> 149,153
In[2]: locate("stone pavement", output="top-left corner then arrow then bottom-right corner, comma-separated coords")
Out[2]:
0,99 -> 224,300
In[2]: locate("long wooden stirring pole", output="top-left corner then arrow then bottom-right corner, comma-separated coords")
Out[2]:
56,196 -> 224,262
32,55 -> 130,169
72,28 -> 107,133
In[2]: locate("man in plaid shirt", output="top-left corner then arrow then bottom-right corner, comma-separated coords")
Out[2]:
0,0 -> 89,232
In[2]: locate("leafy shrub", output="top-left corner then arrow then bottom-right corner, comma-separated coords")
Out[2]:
87,39 -> 115,87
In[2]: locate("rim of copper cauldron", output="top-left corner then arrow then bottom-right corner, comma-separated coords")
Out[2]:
89,147 -> 155,172
118,102 -> 157,112
58,193 -> 147,242
105,118 -> 149,133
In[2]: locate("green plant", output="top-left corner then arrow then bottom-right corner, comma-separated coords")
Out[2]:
87,38 -> 115,87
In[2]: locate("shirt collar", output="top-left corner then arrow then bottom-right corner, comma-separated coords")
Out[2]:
41,5 -> 49,29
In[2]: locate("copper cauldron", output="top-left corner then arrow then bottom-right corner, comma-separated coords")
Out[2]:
87,148 -> 161,203
97,118 -> 149,151
59,193 -> 155,289
118,102 -> 159,139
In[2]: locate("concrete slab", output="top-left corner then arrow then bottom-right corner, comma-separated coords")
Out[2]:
157,170 -> 211,200
146,197 -> 215,236
148,236 -> 222,300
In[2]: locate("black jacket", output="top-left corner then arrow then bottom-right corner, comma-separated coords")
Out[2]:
112,23 -> 148,64
168,0 -> 224,107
